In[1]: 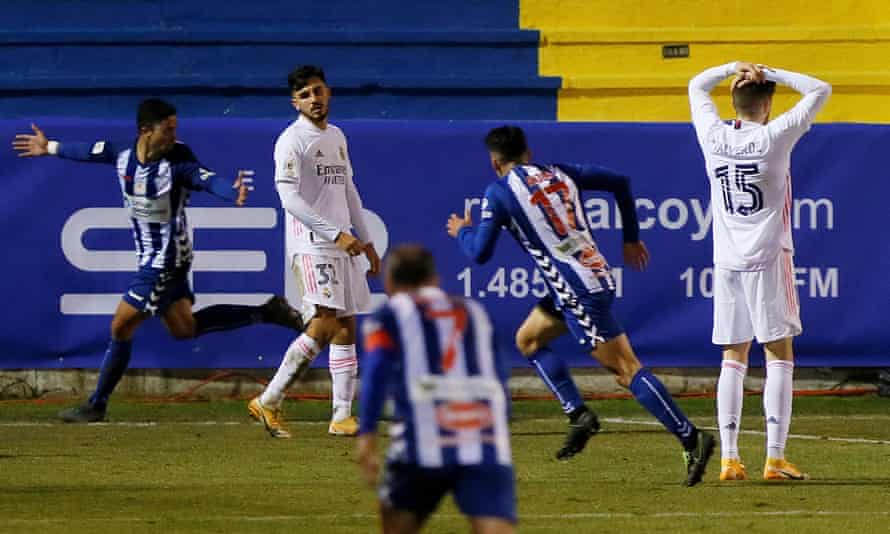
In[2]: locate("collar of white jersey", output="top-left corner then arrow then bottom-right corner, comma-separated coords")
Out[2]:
729,118 -> 763,129
297,113 -> 327,132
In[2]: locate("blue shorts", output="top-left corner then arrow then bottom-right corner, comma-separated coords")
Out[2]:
122,264 -> 194,316
380,461 -> 516,523
538,290 -> 624,346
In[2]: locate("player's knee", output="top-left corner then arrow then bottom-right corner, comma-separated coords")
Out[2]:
168,324 -> 195,340
110,317 -> 137,341
307,314 -> 340,344
514,331 -> 539,357
594,349 -> 640,388
616,360 -> 642,388
167,318 -> 197,340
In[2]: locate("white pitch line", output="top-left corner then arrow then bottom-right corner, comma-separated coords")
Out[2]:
2,417 -> 889,445
4,510 -> 890,524
0,421 -> 323,427
600,417 -> 890,446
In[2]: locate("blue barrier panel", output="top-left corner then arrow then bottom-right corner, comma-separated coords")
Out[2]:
0,119 -> 886,369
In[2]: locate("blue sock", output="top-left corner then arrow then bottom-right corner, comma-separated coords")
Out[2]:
88,339 -> 132,410
529,348 -> 584,415
629,368 -> 697,449
193,304 -> 263,337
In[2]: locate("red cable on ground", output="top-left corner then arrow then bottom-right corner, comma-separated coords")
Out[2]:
0,370 -> 879,404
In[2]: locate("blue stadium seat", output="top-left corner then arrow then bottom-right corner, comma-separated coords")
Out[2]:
0,1 -> 559,119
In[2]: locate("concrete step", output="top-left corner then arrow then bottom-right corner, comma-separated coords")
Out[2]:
521,0 -> 890,29
555,72 -> 890,122
539,26 -> 890,77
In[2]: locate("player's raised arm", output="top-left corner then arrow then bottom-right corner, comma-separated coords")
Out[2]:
448,182 -> 510,264
12,123 -> 118,163
764,67 -> 832,144
175,145 -> 254,206
688,62 -> 764,142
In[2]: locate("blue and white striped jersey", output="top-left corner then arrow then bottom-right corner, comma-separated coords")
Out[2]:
359,286 -> 512,468
57,140 -> 236,270
457,163 -> 640,299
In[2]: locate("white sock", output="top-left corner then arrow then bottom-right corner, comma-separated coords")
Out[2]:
261,334 -> 320,408
764,360 -> 794,460
329,344 -> 358,422
717,360 -> 747,460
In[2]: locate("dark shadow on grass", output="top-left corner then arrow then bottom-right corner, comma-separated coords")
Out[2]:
751,479 -> 890,487
512,429 -> 658,437
702,479 -> 890,489
0,453 -> 81,459
0,485 -> 160,494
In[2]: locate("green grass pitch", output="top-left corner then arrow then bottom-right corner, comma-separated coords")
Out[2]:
1,395 -> 889,533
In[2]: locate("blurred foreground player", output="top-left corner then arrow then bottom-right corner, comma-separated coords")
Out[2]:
357,245 -> 515,533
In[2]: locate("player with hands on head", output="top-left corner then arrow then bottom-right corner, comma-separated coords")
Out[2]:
689,60 -> 830,481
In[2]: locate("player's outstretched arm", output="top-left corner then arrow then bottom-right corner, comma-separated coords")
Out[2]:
623,241 -> 650,271
183,161 -> 254,205
448,184 -> 509,264
12,123 -> 117,163
12,124 -> 48,157
232,170 -> 254,206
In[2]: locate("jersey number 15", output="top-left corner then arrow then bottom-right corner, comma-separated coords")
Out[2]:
715,164 -> 763,216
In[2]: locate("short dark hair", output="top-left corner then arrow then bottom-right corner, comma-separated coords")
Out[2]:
288,65 -> 326,93
485,125 -> 528,163
385,244 -> 437,288
136,98 -> 176,130
732,81 -> 776,116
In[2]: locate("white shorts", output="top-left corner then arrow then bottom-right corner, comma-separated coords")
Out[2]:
712,250 -> 802,345
292,253 -> 372,321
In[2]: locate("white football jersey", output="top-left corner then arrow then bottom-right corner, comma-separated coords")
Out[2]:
689,63 -> 831,270
274,114 -> 370,259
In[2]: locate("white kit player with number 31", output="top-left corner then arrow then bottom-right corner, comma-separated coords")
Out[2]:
249,65 -> 381,439
689,61 -> 830,481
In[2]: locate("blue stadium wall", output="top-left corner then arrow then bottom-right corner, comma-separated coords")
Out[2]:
0,0 -> 559,119
1,119 -> 886,369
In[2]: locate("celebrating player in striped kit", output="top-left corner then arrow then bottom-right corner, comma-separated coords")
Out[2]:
11,98 -> 304,422
249,65 -> 380,438
689,62 -> 830,481
357,245 -> 515,533
448,126 -> 715,486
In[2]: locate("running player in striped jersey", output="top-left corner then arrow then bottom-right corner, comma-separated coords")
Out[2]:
689,62 -> 830,481
12,99 -> 303,423
358,245 -> 515,533
447,126 -> 715,486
